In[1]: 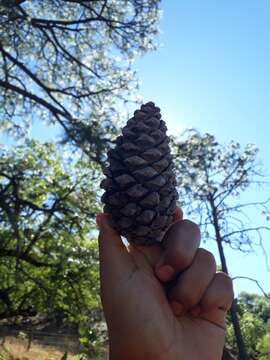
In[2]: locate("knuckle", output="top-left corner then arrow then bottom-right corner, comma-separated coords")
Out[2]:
164,219 -> 201,271
170,250 -> 192,270
181,219 -> 201,237
216,272 -> 234,297
197,248 -> 216,269
177,288 -> 197,308
201,296 -> 213,310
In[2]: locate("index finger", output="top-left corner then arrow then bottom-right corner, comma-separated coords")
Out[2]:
155,219 -> 201,282
128,207 -> 184,269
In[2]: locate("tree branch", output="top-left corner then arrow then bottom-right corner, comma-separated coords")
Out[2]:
222,226 -> 270,240
0,79 -> 71,120
0,249 -> 53,267
232,276 -> 270,300
0,42 -> 74,116
219,198 -> 270,215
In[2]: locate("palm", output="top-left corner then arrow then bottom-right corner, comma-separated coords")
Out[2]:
123,245 -> 225,360
98,214 -> 232,360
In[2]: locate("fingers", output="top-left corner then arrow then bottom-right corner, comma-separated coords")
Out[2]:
191,272 -> 234,329
98,207 -> 184,279
173,207 -> 183,222
168,249 -> 216,314
169,267 -> 233,329
155,219 -> 201,281
154,214 -> 233,328
128,207 -> 184,270
97,213 -> 134,284
199,272 -> 234,313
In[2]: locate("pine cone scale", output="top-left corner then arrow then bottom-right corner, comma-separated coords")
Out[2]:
101,102 -> 178,245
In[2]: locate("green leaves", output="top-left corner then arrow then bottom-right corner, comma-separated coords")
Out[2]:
0,0 -> 161,160
0,1 -> 161,354
0,139 -> 101,323
257,332 -> 270,360
172,129 -> 259,202
226,293 -> 270,359
171,129 -> 268,252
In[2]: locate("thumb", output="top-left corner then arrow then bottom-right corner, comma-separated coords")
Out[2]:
97,213 -> 134,283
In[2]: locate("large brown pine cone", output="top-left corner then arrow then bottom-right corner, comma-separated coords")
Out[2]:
101,102 -> 178,245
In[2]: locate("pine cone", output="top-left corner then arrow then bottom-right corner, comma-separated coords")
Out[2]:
101,102 -> 178,245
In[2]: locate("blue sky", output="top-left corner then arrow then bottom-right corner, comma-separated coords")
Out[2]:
136,0 -> 270,296
1,1 -> 269,297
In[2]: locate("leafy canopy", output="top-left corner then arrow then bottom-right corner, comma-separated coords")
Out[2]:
226,293 -> 270,359
172,129 -> 269,253
0,140 -> 101,322
0,0 -> 161,161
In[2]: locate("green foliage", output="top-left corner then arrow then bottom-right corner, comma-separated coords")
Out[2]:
173,130 -> 258,196
0,139 -> 102,324
71,355 -> 88,360
0,0 -> 161,160
227,311 -> 267,359
0,2 -> 162,357
75,322 -> 108,357
172,130 -> 270,358
172,128 -> 268,253
225,293 -> 270,359
257,332 -> 270,360
239,292 -> 270,327
0,2 -> 161,357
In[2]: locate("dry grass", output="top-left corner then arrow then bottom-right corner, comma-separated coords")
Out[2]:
0,336 -> 75,360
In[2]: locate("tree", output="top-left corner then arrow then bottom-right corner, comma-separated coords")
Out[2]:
257,333 -> 270,360
0,0 -> 160,161
0,2 -> 161,354
239,292 -> 270,327
226,292 -> 270,359
0,139 -> 102,324
0,0 -> 161,322
226,310 -> 268,359
172,129 -> 270,360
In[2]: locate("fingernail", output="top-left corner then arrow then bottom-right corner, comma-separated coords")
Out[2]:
96,213 -> 110,228
190,305 -> 201,317
170,301 -> 185,316
156,264 -> 175,281
96,213 -> 103,228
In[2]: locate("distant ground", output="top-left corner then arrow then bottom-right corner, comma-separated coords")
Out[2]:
0,336 -> 108,360
0,336 -> 239,360
0,336 -> 74,359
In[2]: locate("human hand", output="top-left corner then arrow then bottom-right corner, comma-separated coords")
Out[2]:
97,209 -> 233,360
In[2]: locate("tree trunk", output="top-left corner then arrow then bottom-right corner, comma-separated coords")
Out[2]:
209,195 -> 248,360
230,300 -> 248,360
222,347 -> 237,360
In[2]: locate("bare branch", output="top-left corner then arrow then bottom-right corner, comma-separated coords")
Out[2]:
0,42 -> 74,115
232,276 -> 270,300
219,198 -> 270,215
0,79 -> 71,120
222,226 -> 270,240
48,27 -> 101,78
215,164 -> 255,207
